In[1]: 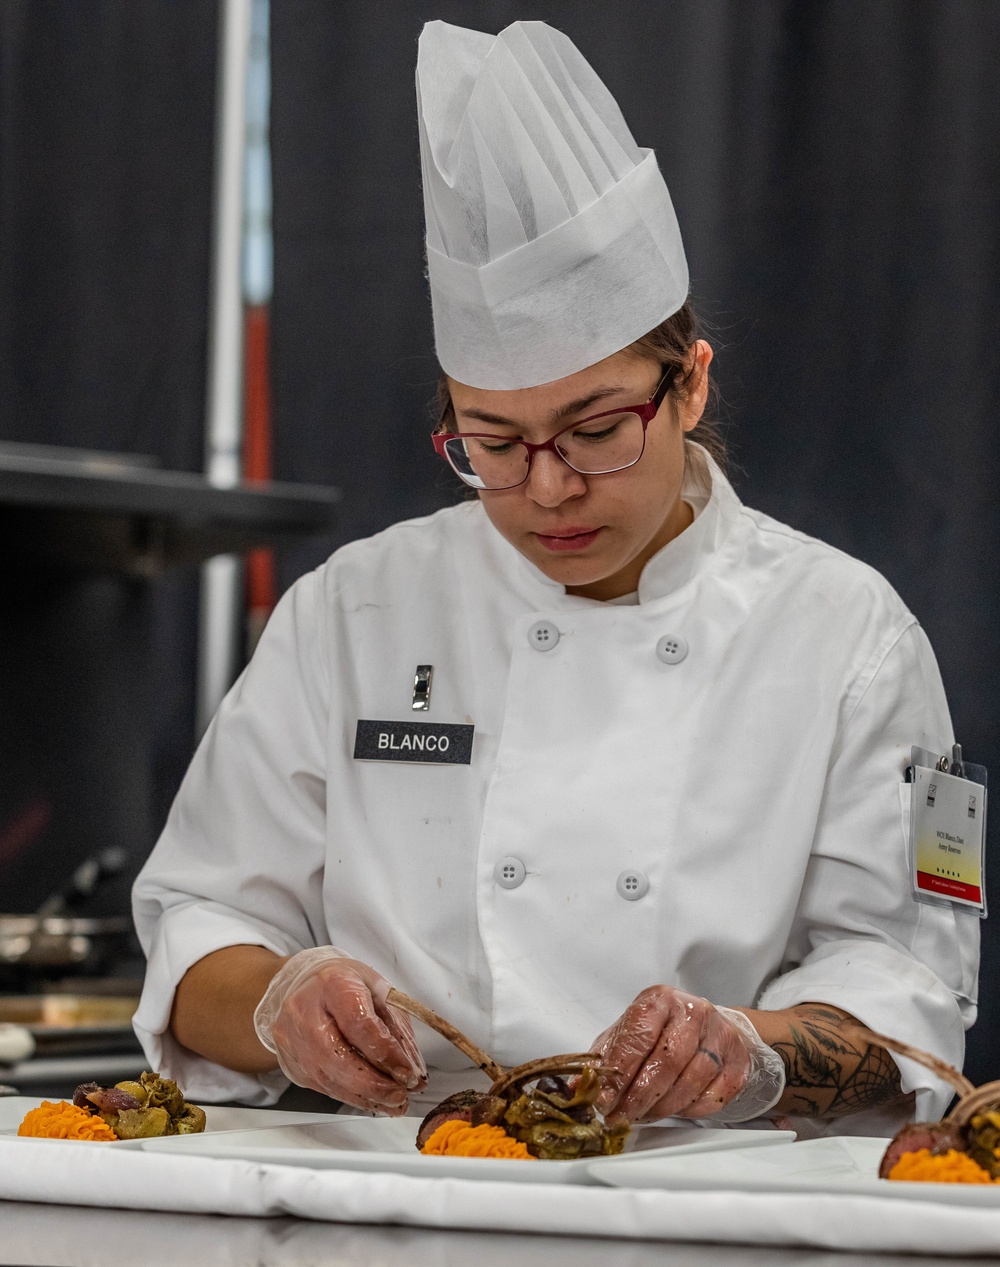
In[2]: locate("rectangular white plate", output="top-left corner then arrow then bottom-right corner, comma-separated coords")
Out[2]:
587,1135 -> 1000,1206
0,1096 -> 340,1146
136,1115 -> 795,1185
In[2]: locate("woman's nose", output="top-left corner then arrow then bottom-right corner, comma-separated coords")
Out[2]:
525,449 -> 587,506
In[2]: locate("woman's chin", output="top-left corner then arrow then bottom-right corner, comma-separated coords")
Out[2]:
529,550 -> 622,589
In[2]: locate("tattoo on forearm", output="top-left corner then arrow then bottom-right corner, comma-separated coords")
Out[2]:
771,1005 -> 902,1117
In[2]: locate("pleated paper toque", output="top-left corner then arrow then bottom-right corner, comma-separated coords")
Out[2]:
416,19 -> 689,390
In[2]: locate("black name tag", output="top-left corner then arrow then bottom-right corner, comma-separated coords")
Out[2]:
353,719 -> 474,765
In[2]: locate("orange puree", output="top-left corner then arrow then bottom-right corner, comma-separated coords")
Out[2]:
18,1100 -> 119,1141
888,1148 -> 996,1184
421,1119 -> 535,1159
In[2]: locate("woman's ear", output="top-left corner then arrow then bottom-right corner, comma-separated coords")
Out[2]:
677,339 -> 713,433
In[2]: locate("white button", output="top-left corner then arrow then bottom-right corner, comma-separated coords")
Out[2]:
656,634 -> 688,665
494,856 -> 526,889
617,869 -> 649,901
528,620 -> 560,651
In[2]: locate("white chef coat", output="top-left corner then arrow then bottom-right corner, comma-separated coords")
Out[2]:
133,449 -> 978,1131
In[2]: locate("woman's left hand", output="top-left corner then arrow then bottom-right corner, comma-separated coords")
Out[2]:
593,986 -> 751,1122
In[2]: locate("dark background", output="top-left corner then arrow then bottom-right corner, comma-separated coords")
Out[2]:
0,1 -> 997,1080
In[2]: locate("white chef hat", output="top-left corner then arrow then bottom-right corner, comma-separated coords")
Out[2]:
416,19 -> 689,390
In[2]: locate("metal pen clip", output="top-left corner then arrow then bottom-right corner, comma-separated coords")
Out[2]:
412,665 -> 433,712
932,744 -> 965,778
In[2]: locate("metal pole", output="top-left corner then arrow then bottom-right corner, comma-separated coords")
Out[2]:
196,0 -> 252,738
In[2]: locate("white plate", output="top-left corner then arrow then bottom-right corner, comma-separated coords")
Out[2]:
137,1115 -> 795,1185
0,1096 -> 340,1146
588,1134 -> 1000,1206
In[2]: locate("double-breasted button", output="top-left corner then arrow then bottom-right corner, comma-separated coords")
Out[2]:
527,620 -> 560,651
617,869 -> 649,901
655,634 -> 688,665
494,856 -> 526,889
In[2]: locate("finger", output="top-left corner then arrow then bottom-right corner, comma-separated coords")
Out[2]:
289,1011 -> 410,1113
615,1003 -> 706,1122
639,1003 -> 751,1120
271,989 -> 410,1113
679,1061 -> 749,1119
636,1046 -> 725,1121
378,1000 -> 428,1083
679,1038 -> 750,1120
322,974 -> 423,1089
595,990 -> 672,1114
362,968 -> 426,1082
347,965 -> 426,1084
676,1022 -> 751,1119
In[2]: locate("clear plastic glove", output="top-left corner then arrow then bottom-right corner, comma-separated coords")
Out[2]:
593,987 -> 784,1124
253,947 -> 427,1115
710,1006 -> 787,1124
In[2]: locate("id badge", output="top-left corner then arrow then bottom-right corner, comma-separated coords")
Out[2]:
909,746 -> 988,917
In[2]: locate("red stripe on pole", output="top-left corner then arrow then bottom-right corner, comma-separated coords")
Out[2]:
244,303 -> 277,627
244,304 -> 272,483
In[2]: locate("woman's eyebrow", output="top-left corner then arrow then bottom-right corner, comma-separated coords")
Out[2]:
456,384 -> 631,427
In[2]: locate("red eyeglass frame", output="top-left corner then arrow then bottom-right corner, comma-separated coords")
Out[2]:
431,369 -> 674,489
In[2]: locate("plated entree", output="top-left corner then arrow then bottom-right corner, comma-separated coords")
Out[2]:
17,1072 -> 205,1141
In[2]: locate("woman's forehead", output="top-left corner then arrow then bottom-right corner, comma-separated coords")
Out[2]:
448,352 -> 657,425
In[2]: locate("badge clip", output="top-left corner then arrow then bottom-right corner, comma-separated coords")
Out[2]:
412,665 -> 433,712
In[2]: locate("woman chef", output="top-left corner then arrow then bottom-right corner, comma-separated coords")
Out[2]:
133,19 -> 978,1134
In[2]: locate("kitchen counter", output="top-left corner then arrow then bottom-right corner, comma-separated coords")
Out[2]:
0,1202 -> 978,1267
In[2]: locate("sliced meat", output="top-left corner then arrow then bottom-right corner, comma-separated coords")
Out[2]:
879,1120 -> 967,1178
72,1082 -> 101,1112
469,1094 -> 508,1127
415,1088 -> 489,1150
84,1086 -> 142,1115
72,1081 -> 142,1115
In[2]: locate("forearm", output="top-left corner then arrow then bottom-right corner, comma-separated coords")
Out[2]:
171,945 -> 289,1074
740,1002 -> 905,1118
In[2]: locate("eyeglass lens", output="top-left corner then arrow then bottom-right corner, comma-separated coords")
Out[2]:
444,411 -> 646,490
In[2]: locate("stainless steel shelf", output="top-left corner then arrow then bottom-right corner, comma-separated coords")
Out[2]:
0,443 -> 340,573
3,1052 -> 147,1095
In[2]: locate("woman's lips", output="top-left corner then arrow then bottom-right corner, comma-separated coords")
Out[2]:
534,527 -> 602,552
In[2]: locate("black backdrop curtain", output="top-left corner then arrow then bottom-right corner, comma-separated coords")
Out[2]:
269,0 -> 1000,1081
0,1 -> 996,1080
0,0 -> 216,466
0,1 -> 216,915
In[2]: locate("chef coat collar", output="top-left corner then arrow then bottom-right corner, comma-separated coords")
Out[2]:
505,445 -> 742,608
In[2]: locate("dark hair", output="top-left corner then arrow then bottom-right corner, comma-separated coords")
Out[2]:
435,297 -> 727,477
624,300 -> 728,477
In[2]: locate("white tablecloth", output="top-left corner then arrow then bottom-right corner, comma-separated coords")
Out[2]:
2,1138 -> 1000,1257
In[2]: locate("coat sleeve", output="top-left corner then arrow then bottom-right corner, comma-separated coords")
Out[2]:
131,569 -> 330,1104
756,620 -> 979,1122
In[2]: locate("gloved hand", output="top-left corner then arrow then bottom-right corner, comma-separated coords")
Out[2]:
253,947 -> 427,1114
593,986 -> 785,1124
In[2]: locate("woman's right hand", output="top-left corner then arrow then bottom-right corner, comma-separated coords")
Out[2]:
253,949 -> 427,1114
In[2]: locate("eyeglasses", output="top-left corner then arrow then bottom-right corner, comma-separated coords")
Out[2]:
432,370 -> 675,491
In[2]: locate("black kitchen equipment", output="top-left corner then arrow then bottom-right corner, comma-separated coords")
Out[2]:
0,849 -> 138,988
